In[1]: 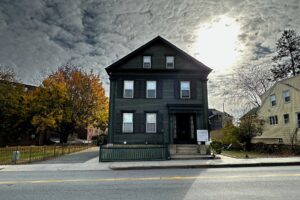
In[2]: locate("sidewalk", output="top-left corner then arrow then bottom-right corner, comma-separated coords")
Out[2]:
109,155 -> 300,170
2,152 -> 300,171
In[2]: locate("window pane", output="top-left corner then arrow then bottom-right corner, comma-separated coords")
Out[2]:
181,81 -> 190,90
147,90 -> 156,98
147,123 -> 156,132
123,113 -> 133,123
123,123 -> 133,133
124,81 -> 134,89
146,113 -> 156,123
143,56 -> 151,63
147,81 -> 156,90
181,90 -> 190,98
166,56 -> 174,63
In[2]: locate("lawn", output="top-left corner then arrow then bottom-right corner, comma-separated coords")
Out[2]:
0,144 -> 92,164
221,150 -> 287,159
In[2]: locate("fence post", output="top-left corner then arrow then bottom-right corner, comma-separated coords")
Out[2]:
53,144 -> 56,157
43,146 -> 46,160
14,146 -> 19,164
29,146 -> 32,163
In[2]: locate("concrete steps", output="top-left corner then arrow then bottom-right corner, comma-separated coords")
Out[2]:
175,145 -> 199,155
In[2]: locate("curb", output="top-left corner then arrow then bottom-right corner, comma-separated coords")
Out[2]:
109,162 -> 300,170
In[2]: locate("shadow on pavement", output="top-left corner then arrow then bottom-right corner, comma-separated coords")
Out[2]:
37,147 -> 99,164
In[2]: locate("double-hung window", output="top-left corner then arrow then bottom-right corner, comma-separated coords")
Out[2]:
180,81 -> 190,99
269,116 -> 278,125
283,90 -> 290,102
146,113 -> 157,133
270,95 -> 276,106
166,56 -> 174,69
123,80 -> 134,98
143,56 -> 151,68
146,81 -> 156,98
122,113 -> 133,133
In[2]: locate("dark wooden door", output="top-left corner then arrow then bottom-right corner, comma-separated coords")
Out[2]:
175,113 -> 196,144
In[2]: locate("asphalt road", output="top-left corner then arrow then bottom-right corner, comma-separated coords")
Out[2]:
1,166 -> 300,200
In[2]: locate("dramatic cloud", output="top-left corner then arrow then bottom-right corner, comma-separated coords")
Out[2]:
1,0 -> 300,115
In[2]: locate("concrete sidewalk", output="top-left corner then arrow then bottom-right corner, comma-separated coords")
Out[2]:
2,153 -> 300,171
109,155 -> 300,170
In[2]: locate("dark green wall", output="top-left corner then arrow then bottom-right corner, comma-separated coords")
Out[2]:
107,41 -> 210,145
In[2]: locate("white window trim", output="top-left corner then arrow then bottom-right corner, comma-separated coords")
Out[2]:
146,113 -> 157,133
270,94 -> 276,106
143,56 -> 151,68
146,81 -> 157,98
283,90 -> 290,102
166,56 -> 174,69
123,80 -> 134,98
180,81 -> 191,99
122,113 -> 133,133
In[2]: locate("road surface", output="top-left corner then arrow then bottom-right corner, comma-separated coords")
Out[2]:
1,166 -> 300,200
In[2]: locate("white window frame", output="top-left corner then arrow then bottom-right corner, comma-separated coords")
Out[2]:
146,113 -> 157,133
123,80 -> 134,98
166,56 -> 174,69
270,94 -> 276,106
122,113 -> 133,133
283,90 -> 290,102
180,81 -> 191,99
146,81 -> 157,98
143,56 -> 151,68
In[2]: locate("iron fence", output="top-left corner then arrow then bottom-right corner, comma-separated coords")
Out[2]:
0,143 -> 92,165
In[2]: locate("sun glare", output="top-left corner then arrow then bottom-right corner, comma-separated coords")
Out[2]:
194,16 -> 241,73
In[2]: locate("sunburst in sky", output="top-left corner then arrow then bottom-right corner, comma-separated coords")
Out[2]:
194,16 -> 241,73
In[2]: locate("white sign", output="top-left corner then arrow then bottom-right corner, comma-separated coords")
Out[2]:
197,130 -> 209,142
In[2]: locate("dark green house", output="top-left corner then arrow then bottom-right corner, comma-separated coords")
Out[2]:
103,36 -> 212,161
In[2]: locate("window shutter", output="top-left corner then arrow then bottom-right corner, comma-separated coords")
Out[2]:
191,80 -> 197,99
134,80 -> 140,98
157,113 -> 164,133
133,113 -> 140,133
157,80 -> 163,99
117,80 -> 124,98
174,80 -> 180,99
140,80 -> 146,98
115,113 -> 122,133
140,113 -> 146,133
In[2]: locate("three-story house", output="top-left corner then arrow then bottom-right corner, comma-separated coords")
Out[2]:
104,36 -> 212,160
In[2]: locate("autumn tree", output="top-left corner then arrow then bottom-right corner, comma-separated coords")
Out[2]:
271,29 -> 300,80
31,65 -> 108,143
0,67 -> 29,146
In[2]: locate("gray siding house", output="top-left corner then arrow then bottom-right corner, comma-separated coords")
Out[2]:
105,36 -> 211,158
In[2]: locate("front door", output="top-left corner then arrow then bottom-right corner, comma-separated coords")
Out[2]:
174,113 -> 196,144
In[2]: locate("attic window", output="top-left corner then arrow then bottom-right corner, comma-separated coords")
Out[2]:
166,56 -> 174,69
143,56 -> 151,68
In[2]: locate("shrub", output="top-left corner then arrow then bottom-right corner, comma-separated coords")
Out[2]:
91,134 -> 107,146
210,140 -> 223,154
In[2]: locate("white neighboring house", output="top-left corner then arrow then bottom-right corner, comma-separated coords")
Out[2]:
252,75 -> 300,144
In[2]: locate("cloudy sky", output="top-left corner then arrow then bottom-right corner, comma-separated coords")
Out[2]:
1,0 -> 300,115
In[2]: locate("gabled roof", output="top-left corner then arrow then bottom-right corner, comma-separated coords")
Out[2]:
105,36 -> 212,73
240,107 -> 259,120
259,74 -> 300,107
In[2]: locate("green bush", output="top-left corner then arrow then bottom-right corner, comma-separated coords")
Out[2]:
91,134 -> 107,146
210,140 -> 223,154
